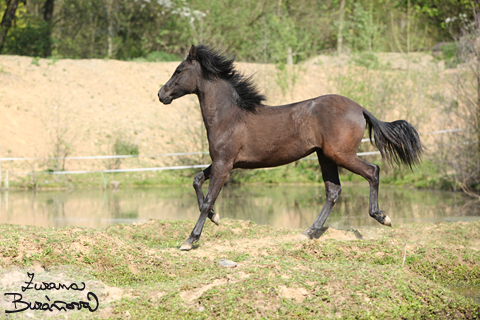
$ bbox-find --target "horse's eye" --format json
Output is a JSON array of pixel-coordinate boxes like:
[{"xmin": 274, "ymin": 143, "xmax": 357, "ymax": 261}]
[{"xmin": 175, "ymin": 69, "xmax": 182, "ymax": 75}]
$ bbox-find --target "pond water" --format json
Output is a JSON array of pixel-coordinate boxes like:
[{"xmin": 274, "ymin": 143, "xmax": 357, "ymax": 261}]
[{"xmin": 0, "ymin": 183, "xmax": 478, "ymax": 229}]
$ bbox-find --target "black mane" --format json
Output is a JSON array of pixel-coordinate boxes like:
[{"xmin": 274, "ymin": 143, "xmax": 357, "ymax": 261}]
[{"xmin": 188, "ymin": 45, "xmax": 266, "ymax": 111}]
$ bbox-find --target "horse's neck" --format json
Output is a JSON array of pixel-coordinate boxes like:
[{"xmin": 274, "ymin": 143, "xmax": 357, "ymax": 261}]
[{"xmin": 196, "ymin": 80, "xmax": 240, "ymax": 133}]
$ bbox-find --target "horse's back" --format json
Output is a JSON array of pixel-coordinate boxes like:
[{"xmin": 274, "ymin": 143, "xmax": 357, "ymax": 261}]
[{"xmin": 233, "ymin": 94, "xmax": 366, "ymax": 168}]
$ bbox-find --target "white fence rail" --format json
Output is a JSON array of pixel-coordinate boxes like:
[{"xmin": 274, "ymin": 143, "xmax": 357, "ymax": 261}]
[
  {"xmin": 0, "ymin": 151, "xmax": 210, "ymax": 162},
  {"xmin": 43, "ymin": 164, "xmax": 211, "ymax": 175},
  {"xmin": 0, "ymin": 128, "xmax": 462, "ymax": 177}
]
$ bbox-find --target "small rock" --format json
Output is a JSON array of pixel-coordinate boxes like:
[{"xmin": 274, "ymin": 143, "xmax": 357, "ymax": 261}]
[{"xmin": 218, "ymin": 259, "xmax": 237, "ymax": 268}]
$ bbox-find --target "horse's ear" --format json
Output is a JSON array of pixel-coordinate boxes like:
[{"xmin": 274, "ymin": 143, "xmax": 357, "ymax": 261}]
[{"xmin": 188, "ymin": 45, "xmax": 197, "ymax": 61}]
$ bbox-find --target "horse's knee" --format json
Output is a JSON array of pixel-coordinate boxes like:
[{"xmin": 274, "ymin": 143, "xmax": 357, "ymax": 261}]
[
  {"xmin": 325, "ymin": 181, "xmax": 342, "ymax": 203},
  {"xmin": 193, "ymin": 172, "xmax": 204, "ymax": 189}
]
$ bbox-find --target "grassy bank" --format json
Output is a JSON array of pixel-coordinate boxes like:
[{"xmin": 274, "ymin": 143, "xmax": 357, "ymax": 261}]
[
  {"xmin": 6, "ymin": 159, "xmax": 451, "ymax": 192},
  {"xmin": 0, "ymin": 219, "xmax": 478, "ymax": 319}
]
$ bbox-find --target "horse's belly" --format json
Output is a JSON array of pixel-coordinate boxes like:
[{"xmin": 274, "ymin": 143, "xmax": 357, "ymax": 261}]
[{"xmin": 234, "ymin": 144, "xmax": 317, "ymax": 169}]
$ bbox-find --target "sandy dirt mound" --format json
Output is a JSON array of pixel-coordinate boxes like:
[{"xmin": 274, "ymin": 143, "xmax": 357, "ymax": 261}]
[
  {"xmin": 0, "ymin": 56, "xmax": 323, "ymax": 171},
  {"xmin": 0, "ymin": 52, "xmax": 445, "ymax": 173}
]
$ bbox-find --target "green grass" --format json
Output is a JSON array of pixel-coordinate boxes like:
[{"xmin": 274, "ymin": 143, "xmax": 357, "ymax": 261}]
[
  {"xmin": 0, "ymin": 220, "xmax": 478, "ymax": 319},
  {"xmin": 7, "ymin": 158, "xmax": 454, "ymax": 192}
]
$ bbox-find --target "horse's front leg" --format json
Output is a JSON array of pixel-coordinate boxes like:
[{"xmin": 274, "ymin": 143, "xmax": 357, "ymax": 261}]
[
  {"xmin": 181, "ymin": 161, "xmax": 232, "ymax": 251},
  {"xmin": 193, "ymin": 165, "xmax": 220, "ymax": 225}
]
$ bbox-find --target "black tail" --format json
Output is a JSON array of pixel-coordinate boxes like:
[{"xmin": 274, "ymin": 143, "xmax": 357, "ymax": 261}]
[{"xmin": 363, "ymin": 110, "xmax": 423, "ymax": 168}]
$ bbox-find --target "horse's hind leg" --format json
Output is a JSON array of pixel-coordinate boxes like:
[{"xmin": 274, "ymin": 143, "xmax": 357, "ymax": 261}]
[
  {"xmin": 193, "ymin": 165, "xmax": 220, "ymax": 225},
  {"xmin": 300, "ymin": 151, "xmax": 342, "ymax": 239},
  {"xmin": 334, "ymin": 155, "xmax": 392, "ymax": 227}
]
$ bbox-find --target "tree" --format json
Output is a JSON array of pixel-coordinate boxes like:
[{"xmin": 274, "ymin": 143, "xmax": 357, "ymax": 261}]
[
  {"xmin": 0, "ymin": 0, "xmax": 21, "ymax": 53},
  {"xmin": 401, "ymin": 0, "xmax": 476, "ymax": 38},
  {"xmin": 43, "ymin": 0, "xmax": 54, "ymax": 21},
  {"xmin": 337, "ymin": 0, "xmax": 346, "ymax": 53},
  {"xmin": 42, "ymin": 0, "xmax": 54, "ymax": 56},
  {"xmin": 438, "ymin": 5, "xmax": 480, "ymax": 198}
]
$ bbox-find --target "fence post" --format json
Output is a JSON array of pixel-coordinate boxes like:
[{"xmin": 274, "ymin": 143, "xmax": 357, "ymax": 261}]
[{"xmin": 5, "ymin": 170, "xmax": 8, "ymax": 190}]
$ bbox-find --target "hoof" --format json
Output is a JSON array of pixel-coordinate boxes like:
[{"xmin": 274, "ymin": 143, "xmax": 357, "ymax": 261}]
[
  {"xmin": 297, "ymin": 227, "xmax": 329, "ymax": 241},
  {"xmin": 371, "ymin": 211, "xmax": 392, "ymax": 227},
  {"xmin": 299, "ymin": 227, "xmax": 329, "ymax": 240},
  {"xmin": 210, "ymin": 212, "xmax": 220, "ymax": 226},
  {"xmin": 179, "ymin": 241, "xmax": 193, "ymax": 251},
  {"xmin": 383, "ymin": 215, "xmax": 392, "ymax": 227}
]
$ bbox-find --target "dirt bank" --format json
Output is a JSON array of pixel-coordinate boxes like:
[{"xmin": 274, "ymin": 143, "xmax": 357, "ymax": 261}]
[
  {"xmin": 0, "ymin": 53, "xmax": 445, "ymax": 174},
  {"xmin": 0, "ymin": 219, "xmax": 478, "ymax": 318}
]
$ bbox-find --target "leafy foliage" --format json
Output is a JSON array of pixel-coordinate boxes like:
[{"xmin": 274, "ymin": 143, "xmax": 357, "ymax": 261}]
[
  {"xmin": 5, "ymin": 22, "xmax": 52, "ymax": 57},
  {"xmin": 0, "ymin": 0, "xmax": 474, "ymax": 62}
]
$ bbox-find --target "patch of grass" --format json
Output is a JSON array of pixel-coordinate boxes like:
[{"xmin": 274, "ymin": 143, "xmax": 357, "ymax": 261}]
[
  {"xmin": 31, "ymin": 57, "xmax": 40, "ymax": 66},
  {"xmin": 286, "ymin": 236, "xmax": 480, "ymax": 286},
  {"xmin": 0, "ymin": 220, "xmax": 478, "ymax": 318},
  {"xmin": 377, "ymin": 159, "xmax": 451, "ymax": 189},
  {"xmin": 439, "ymin": 42, "xmax": 461, "ymax": 68},
  {"xmin": 5, "ymin": 157, "xmax": 458, "ymax": 192},
  {"xmin": 131, "ymin": 51, "xmax": 182, "ymax": 62},
  {"xmin": 351, "ymin": 52, "xmax": 381, "ymax": 69}
]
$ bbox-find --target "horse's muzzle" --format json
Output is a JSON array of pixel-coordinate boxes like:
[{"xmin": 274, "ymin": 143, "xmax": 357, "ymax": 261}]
[{"xmin": 158, "ymin": 87, "xmax": 173, "ymax": 105}]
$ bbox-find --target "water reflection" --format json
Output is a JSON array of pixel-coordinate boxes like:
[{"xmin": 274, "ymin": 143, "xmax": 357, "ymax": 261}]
[
  {"xmin": 448, "ymin": 285, "xmax": 480, "ymax": 305},
  {"xmin": 0, "ymin": 183, "xmax": 478, "ymax": 229}
]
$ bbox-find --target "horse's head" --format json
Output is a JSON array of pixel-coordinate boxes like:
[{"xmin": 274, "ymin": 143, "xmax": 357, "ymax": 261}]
[{"xmin": 158, "ymin": 45, "xmax": 201, "ymax": 105}]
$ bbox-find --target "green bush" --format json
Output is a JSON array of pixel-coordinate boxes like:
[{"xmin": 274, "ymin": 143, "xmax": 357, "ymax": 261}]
[
  {"xmin": 5, "ymin": 22, "xmax": 52, "ymax": 57},
  {"xmin": 145, "ymin": 51, "xmax": 181, "ymax": 62},
  {"xmin": 440, "ymin": 43, "xmax": 460, "ymax": 68},
  {"xmin": 131, "ymin": 51, "xmax": 182, "ymax": 62},
  {"xmin": 352, "ymin": 52, "xmax": 380, "ymax": 69},
  {"xmin": 114, "ymin": 138, "xmax": 139, "ymax": 156},
  {"xmin": 440, "ymin": 42, "xmax": 457, "ymax": 59}
]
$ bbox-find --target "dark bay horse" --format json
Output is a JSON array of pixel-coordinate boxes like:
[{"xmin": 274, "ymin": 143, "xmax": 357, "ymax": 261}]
[{"xmin": 158, "ymin": 45, "xmax": 423, "ymax": 251}]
